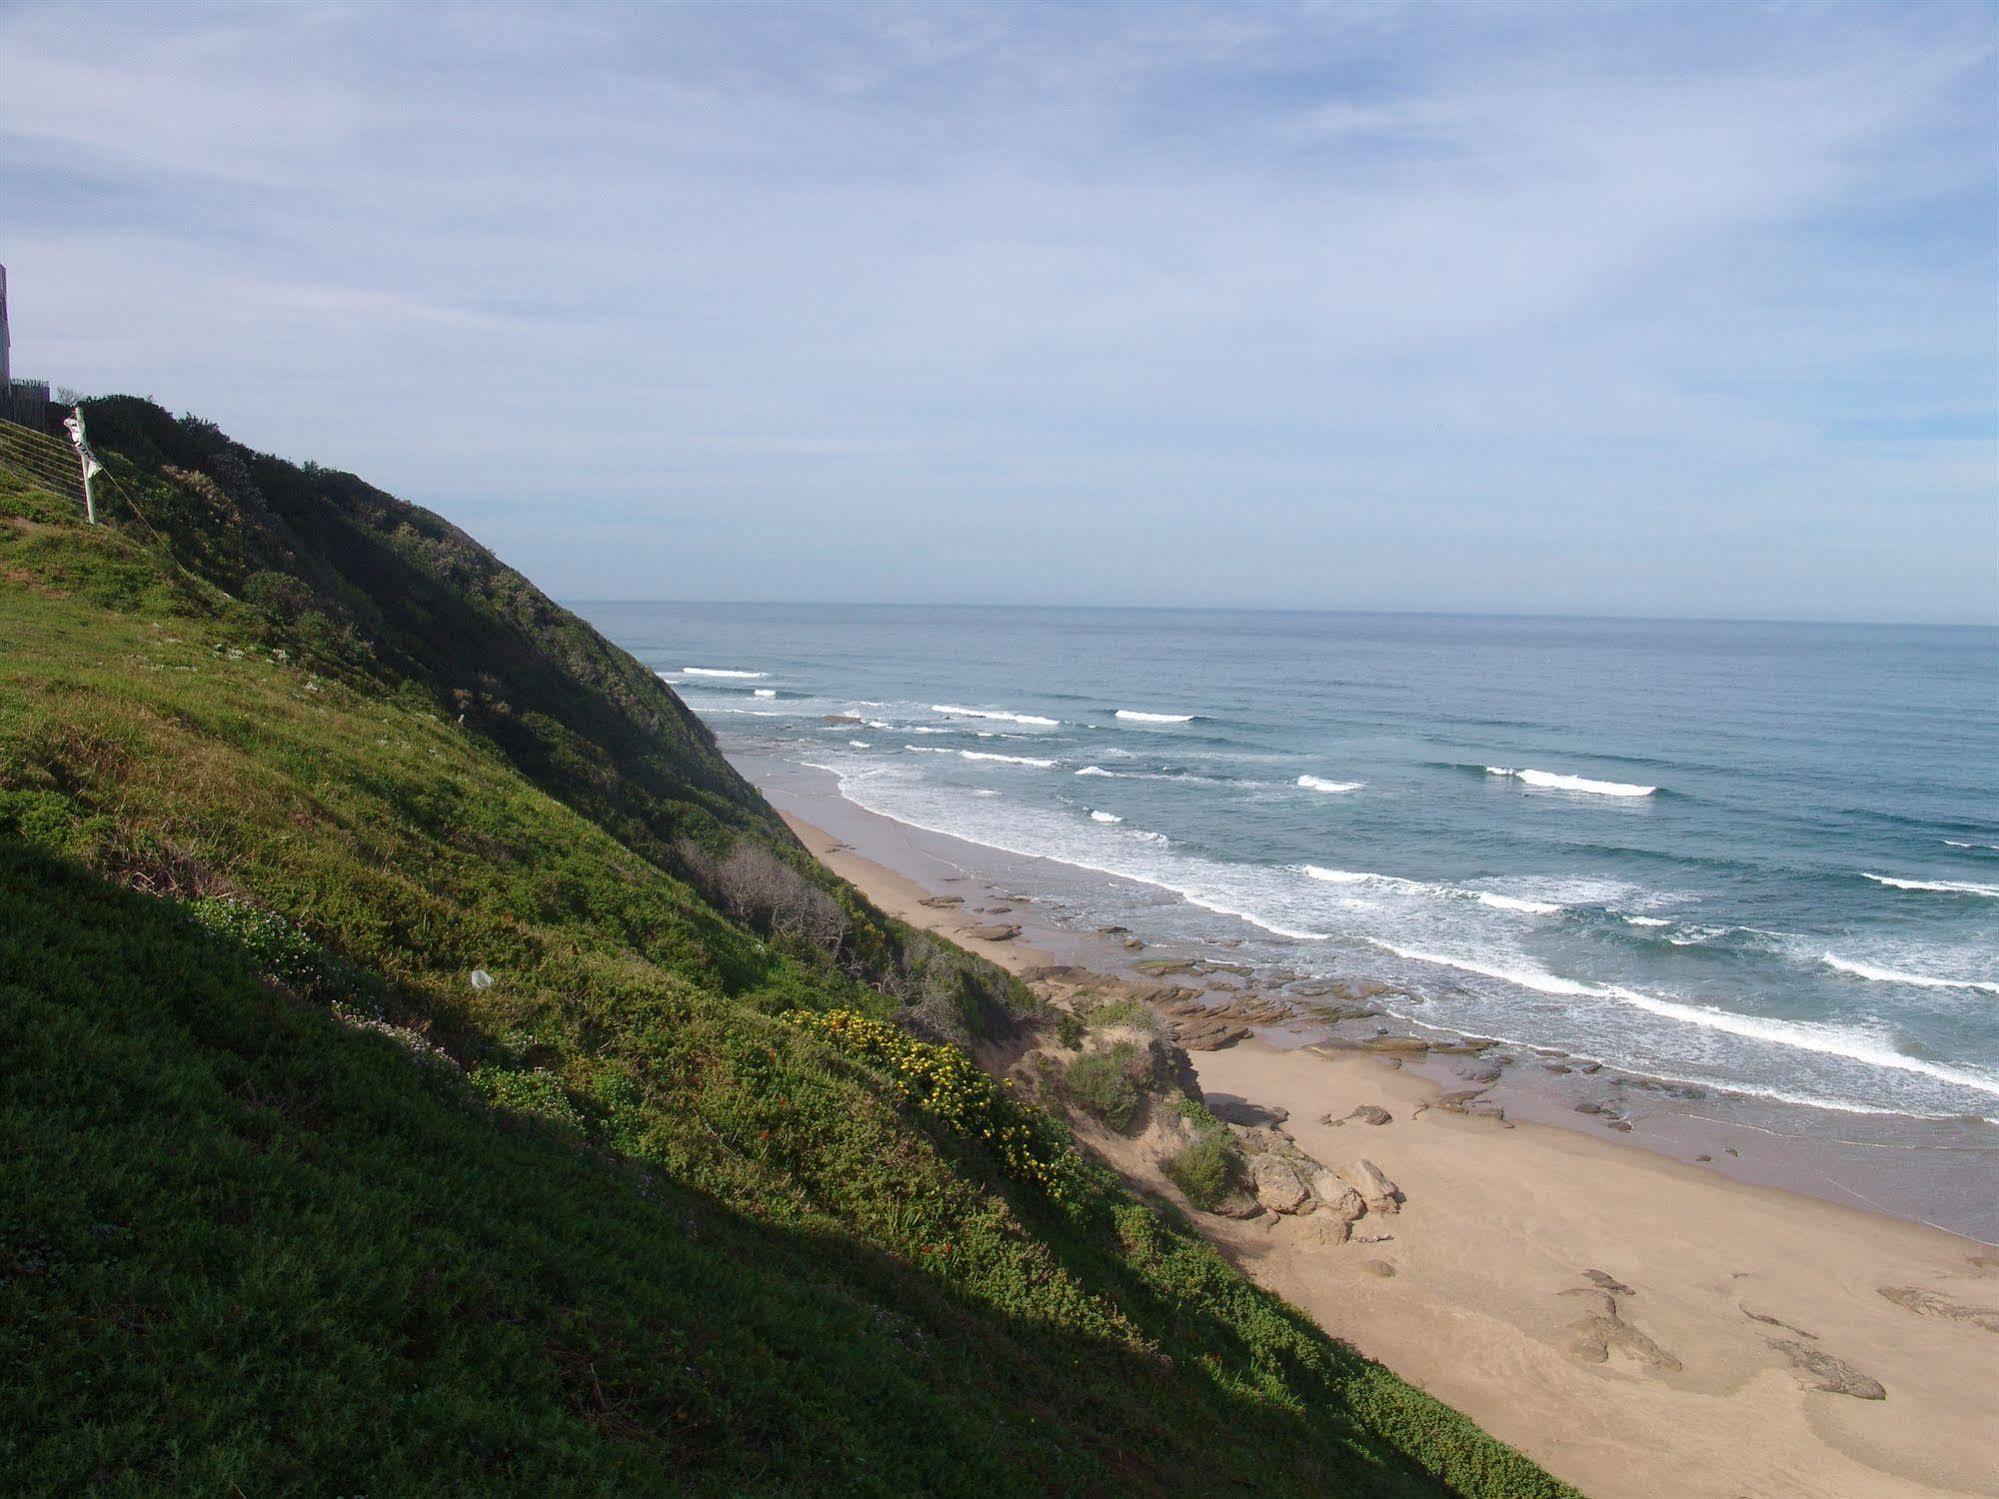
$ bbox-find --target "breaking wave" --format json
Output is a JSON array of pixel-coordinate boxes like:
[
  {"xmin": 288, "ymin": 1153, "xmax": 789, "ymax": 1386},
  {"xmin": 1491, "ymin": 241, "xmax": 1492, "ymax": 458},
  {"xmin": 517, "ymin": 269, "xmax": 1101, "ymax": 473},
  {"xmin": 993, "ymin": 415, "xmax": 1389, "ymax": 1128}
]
[
  {"xmin": 1475, "ymin": 892, "xmax": 1564, "ymax": 915},
  {"xmin": 1862, "ymin": 873, "xmax": 1999, "ymax": 899},
  {"xmin": 1115, "ymin": 709, "xmax": 1196, "ymax": 724},
  {"xmin": 1822, "ymin": 954, "xmax": 1999, "ymax": 996},
  {"xmin": 932, "ymin": 704, "xmax": 1059, "ymax": 727},
  {"xmin": 1486, "ymin": 766, "xmax": 1657, "ymax": 798},
  {"xmin": 681, "ymin": 666, "xmax": 767, "ymax": 678},
  {"xmin": 1297, "ymin": 774, "xmax": 1364, "ymax": 794},
  {"xmin": 1301, "ymin": 865, "xmax": 1562, "ymax": 916},
  {"xmin": 1369, "ymin": 941, "xmax": 1999, "ymax": 1103},
  {"xmin": 1090, "ymin": 810, "xmax": 1123, "ymax": 823}
]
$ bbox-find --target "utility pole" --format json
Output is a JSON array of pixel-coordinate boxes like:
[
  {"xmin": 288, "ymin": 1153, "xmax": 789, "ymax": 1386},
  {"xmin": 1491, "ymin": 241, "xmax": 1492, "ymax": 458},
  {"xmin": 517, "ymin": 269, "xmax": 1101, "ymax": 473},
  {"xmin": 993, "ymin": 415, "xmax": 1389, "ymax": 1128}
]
[{"xmin": 63, "ymin": 407, "xmax": 101, "ymax": 525}]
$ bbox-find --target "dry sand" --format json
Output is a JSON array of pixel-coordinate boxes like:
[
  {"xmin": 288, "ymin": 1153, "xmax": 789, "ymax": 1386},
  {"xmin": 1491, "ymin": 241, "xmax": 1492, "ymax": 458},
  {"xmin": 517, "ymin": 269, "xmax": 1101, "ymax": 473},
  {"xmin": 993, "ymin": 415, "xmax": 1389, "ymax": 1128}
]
[{"xmin": 787, "ymin": 810, "xmax": 1999, "ymax": 1499}]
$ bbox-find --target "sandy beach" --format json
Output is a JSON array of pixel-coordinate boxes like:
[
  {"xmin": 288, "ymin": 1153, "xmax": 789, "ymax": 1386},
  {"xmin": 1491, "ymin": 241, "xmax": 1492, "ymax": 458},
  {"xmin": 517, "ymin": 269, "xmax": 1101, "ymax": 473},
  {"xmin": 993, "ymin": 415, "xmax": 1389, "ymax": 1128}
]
[{"xmin": 780, "ymin": 795, "xmax": 1999, "ymax": 1499}]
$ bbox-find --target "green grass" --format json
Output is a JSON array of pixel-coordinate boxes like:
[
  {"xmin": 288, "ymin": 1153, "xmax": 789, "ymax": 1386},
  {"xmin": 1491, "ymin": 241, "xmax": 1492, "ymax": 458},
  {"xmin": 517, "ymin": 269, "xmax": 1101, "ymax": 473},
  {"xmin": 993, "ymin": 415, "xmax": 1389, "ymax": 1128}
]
[{"xmin": 0, "ymin": 401, "xmax": 1574, "ymax": 1496}]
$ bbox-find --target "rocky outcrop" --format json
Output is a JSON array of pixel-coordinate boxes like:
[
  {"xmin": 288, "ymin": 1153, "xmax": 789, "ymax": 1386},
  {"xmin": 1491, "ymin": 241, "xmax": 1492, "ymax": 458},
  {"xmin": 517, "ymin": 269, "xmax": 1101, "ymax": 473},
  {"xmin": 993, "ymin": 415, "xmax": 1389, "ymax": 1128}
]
[
  {"xmin": 1208, "ymin": 1191, "xmax": 1266, "ymax": 1220},
  {"xmin": 1427, "ymin": 1088, "xmax": 1507, "ymax": 1123},
  {"xmin": 1250, "ymin": 1154, "xmax": 1312, "ymax": 1215},
  {"xmin": 1325, "ymin": 1103, "xmax": 1393, "ymax": 1127},
  {"xmin": 1312, "ymin": 1177, "xmax": 1366, "ymax": 1231},
  {"xmin": 1178, "ymin": 1114, "xmax": 1407, "ymax": 1240},
  {"xmin": 1159, "ymin": 992, "xmax": 1293, "ymax": 1051},
  {"xmin": 1336, "ymin": 1159, "xmax": 1402, "ymax": 1216},
  {"xmin": 961, "ymin": 923, "xmax": 1021, "ymax": 942},
  {"xmin": 917, "ymin": 894, "xmax": 964, "ymax": 909},
  {"xmin": 1173, "ymin": 1018, "xmax": 1251, "ymax": 1052}
]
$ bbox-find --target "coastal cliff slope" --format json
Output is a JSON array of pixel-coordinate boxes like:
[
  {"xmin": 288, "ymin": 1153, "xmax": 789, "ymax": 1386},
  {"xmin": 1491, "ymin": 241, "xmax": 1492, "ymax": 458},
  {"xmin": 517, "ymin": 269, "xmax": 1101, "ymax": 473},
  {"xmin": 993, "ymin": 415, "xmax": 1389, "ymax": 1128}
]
[{"xmin": 0, "ymin": 399, "xmax": 1569, "ymax": 1496}]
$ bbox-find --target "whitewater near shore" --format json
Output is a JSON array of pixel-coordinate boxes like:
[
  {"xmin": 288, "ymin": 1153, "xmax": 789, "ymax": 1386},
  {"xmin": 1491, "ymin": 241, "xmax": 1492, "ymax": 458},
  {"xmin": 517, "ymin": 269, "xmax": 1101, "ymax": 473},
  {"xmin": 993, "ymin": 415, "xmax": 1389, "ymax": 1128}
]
[{"xmin": 775, "ymin": 790, "xmax": 1999, "ymax": 1499}]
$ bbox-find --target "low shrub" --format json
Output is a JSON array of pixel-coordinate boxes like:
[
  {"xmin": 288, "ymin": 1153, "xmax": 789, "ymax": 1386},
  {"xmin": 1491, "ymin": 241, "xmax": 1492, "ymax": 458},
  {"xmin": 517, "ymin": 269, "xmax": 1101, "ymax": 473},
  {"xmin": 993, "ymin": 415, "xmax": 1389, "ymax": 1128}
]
[
  {"xmin": 1063, "ymin": 1041, "xmax": 1148, "ymax": 1132},
  {"xmin": 1081, "ymin": 995, "xmax": 1159, "ymax": 1033},
  {"xmin": 1165, "ymin": 1129, "xmax": 1241, "ymax": 1212},
  {"xmin": 785, "ymin": 1008, "xmax": 1084, "ymax": 1203},
  {"xmin": 694, "ymin": 839, "xmax": 849, "ymax": 953},
  {"xmin": 1174, "ymin": 1096, "xmax": 1223, "ymax": 1131}
]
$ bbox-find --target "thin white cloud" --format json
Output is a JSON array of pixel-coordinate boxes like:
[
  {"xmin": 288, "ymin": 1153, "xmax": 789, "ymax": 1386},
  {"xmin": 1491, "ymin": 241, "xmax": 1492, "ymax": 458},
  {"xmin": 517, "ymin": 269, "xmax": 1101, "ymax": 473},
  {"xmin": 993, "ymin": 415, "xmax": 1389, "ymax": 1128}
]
[{"xmin": 1, "ymin": 0, "xmax": 1992, "ymax": 621}]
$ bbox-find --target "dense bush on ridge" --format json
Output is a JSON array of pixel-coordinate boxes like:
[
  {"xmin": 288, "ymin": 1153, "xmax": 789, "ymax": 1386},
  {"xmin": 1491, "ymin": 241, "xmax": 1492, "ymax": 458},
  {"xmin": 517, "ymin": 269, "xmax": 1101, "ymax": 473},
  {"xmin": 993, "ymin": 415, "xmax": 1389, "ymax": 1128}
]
[{"xmin": 0, "ymin": 403, "xmax": 1573, "ymax": 1495}]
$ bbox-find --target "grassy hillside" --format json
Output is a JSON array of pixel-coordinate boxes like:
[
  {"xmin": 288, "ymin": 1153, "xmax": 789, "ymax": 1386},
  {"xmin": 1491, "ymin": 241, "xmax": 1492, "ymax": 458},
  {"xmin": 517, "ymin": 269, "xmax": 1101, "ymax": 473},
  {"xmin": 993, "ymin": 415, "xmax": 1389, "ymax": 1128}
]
[{"xmin": 0, "ymin": 402, "xmax": 1571, "ymax": 1495}]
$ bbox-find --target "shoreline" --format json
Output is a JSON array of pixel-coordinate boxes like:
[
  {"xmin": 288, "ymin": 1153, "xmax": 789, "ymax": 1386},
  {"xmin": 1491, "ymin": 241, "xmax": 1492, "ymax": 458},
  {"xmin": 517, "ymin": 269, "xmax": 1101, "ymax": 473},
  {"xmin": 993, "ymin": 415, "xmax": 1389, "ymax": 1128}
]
[{"xmin": 771, "ymin": 775, "xmax": 1999, "ymax": 1499}]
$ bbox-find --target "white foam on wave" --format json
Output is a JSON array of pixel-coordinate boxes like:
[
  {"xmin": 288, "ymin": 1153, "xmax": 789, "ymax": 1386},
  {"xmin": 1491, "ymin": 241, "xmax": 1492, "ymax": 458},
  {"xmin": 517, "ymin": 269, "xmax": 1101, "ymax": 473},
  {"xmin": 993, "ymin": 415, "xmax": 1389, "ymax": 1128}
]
[
  {"xmin": 848, "ymin": 740, "xmax": 871, "ymax": 749},
  {"xmin": 904, "ymin": 744, "xmax": 1054, "ymax": 767},
  {"xmin": 1297, "ymin": 774, "xmax": 1364, "ymax": 794},
  {"xmin": 1304, "ymin": 865, "xmax": 1398, "ymax": 888},
  {"xmin": 973, "ymin": 789, "xmax": 1001, "ymax": 798},
  {"xmin": 812, "ymin": 764, "xmax": 1329, "ymax": 941},
  {"xmin": 1475, "ymin": 892, "xmax": 1564, "ymax": 915},
  {"xmin": 1302, "ymin": 865, "xmax": 1561, "ymax": 916},
  {"xmin": 1090, "ymin": 810, "xmax": 1123, "ymax": 823},
  {"xmin": 682, "ymin": 666, "xmax": 767, "ymax": 678},
  {"xmin": 1622, "ymin": 914, "xmax": 1672, "ymax": 928},
  {"xmin": 1943, "ymin": 839, "xmax": 1999, "ymax": 851},
  {"xmin": 1486, "ymin": 766, "xmax": 1657, "ymax": 798},
  {"xmin": 1075, "ymin": 765, "xmax": 1116, "ymax": 777},
  {"xmin": 1863, "ymin": 873, "xmax": 1999, "ymax": 899},
  {"xmin": 753, "ymin": 688, "xmax": 777, "ymax": 698},
  {"xmin": 1115, "ymin": 709, "xmax": 1195, "ymax": 724},
  {"xmin": 932, "ymin": 704, "xmax": 1059, "ymax": 727},
  {"xmin": 1822, "ymin": 954, "xmax": 1999, "ymax": 996},
  {"xmin": 1370, "ymin": 940, "xmax": 1999, "ymax": 1102}
]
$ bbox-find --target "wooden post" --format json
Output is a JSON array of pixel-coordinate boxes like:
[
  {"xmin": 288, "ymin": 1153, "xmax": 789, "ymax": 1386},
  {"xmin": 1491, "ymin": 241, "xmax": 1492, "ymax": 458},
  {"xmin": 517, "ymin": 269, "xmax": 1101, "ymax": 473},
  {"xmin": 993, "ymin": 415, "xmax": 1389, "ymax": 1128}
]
[{"xmin": 64, "ymin": 407, "xmax": 98, "ymax": 525}]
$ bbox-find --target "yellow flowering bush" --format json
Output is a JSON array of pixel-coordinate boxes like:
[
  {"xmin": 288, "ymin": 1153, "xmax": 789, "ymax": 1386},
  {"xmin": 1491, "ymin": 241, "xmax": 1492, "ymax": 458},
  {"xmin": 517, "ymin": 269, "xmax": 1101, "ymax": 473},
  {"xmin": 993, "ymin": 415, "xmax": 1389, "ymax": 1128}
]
[{"xmin": 786, "ymin": 1008, "xmax": 1083, "ymax": 1201}]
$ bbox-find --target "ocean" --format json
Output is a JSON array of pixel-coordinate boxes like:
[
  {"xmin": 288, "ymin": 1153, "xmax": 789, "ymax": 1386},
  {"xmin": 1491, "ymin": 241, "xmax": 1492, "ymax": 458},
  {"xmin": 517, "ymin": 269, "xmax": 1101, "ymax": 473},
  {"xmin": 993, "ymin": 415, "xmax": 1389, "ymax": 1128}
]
[{"xmin": 582, "ymin": 603, "xmax": 1999, "ymax": 1201}]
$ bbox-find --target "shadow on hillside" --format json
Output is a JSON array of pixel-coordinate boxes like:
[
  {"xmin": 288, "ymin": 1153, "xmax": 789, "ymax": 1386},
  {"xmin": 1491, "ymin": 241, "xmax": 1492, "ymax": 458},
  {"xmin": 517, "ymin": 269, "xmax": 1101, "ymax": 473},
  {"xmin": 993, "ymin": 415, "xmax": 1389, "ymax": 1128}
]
[{"xmin": 0, "ymin": 838, "xmax": 1556, "ymax": 1497}]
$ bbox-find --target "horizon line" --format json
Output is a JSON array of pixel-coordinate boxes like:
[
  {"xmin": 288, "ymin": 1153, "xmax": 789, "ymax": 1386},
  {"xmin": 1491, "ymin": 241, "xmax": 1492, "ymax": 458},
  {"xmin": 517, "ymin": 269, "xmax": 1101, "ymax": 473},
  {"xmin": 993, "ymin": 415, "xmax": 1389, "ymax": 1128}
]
[{"xmin": 560, "ymin": 597, "xmax": 1999, "ymax": 633}]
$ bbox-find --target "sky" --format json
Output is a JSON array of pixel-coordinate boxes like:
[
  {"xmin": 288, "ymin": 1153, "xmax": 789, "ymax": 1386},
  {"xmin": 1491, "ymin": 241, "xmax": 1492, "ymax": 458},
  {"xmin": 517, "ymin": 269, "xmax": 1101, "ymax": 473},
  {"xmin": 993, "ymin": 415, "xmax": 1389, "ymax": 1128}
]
[{"xmin": 2, "ymin": 0, "xmax": 1994, "ymax": 624}]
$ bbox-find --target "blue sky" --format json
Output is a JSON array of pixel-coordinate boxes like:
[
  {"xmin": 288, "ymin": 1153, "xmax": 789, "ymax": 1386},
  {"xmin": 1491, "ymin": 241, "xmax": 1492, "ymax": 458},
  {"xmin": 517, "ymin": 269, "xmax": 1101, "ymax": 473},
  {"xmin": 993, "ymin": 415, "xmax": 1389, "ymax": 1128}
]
[{"xmin": 3, "ymin": 0, "xmax": 1994, "ymax": 623}]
